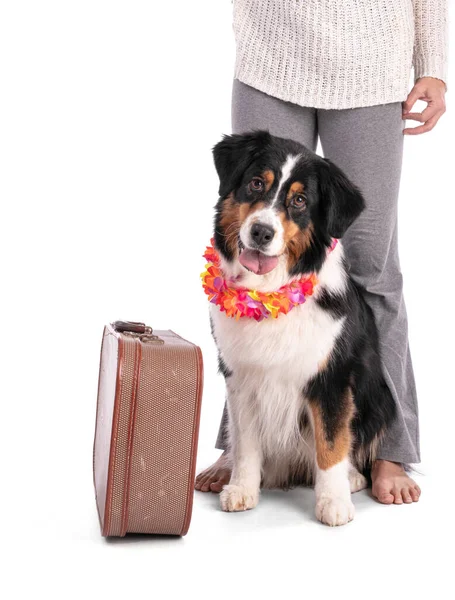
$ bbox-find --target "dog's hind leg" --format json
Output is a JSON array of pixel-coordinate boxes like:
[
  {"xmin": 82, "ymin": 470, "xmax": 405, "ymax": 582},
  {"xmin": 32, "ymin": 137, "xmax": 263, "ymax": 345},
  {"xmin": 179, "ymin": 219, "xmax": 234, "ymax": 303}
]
[
  {"xmin": 220, "ymin": 376, "xmax": 262, "ymax": 512},
  {"xmin": 348, "ymin": 463, "xmax": 368, "ymax": 493}
]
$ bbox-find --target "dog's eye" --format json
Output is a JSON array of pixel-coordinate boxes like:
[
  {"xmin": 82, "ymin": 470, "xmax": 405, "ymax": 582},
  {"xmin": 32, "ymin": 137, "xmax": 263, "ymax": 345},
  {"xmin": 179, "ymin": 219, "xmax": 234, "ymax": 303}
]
[
  {"xmin": 291, "ymin": 195, "xmax": 306, "ymax": 209},
  {"xmin": 249, "ymin": 178, "xmax": 264, "ymax": 192}
]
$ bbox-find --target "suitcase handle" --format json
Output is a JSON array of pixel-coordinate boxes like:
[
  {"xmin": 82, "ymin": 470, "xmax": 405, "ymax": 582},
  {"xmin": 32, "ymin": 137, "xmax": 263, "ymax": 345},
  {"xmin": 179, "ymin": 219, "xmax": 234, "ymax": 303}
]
[
  {"xmin": 113, "ymin": 321, "xmax": 151, "ymax": 334},
  {"xmin": 112, "ymin": 321, "xmax": 164, "ymax": 344}
]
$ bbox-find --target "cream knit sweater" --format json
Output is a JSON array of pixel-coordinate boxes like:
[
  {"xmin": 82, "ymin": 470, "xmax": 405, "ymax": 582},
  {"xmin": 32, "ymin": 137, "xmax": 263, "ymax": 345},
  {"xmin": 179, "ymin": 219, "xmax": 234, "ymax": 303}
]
[{"xmin": 232, "ymin": 0, "xmax": 448, "ymax": 109}]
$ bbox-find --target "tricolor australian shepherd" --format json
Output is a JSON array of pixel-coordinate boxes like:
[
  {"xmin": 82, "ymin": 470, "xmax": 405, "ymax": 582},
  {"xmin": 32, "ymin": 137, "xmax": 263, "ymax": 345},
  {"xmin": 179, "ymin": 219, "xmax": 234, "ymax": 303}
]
[{"xmin": 209, "ymin": 131, "xmax": 396, "ymax": 526}]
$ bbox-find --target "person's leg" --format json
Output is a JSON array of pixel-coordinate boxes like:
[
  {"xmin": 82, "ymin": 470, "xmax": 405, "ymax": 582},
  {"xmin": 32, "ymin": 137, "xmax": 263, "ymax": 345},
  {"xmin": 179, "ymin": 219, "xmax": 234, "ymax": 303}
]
[
  {"xmin": 230, "ymin": 78, "xmax": 318, "ymax": 146},
  {"xmin": 317, "ymin": 103, "xmax": 421, "ymax": 504},
  {"xmin": 195, "ymin": 80, "xmax": 317, "ymax": 492}
]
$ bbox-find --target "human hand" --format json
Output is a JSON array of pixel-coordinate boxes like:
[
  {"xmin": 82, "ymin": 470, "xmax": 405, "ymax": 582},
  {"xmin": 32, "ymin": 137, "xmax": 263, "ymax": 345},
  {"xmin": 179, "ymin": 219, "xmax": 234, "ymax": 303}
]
[{"xmin": 402, "ymin": 77, "xmax": 446, "ymax": 135}]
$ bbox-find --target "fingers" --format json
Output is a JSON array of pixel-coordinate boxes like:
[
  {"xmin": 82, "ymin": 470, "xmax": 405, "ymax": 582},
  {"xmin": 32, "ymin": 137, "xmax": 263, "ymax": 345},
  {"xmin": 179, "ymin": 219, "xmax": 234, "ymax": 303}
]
[
  {"xmin": 403, "ymin": 113, "xmax": 441, "ymax": 135},
  {"xmin": 402, "ymin": 87, "xmax": 421, "ymax": 114},
  {"xmin": 405, "ymin": 102, "xmax": 441, "ymax": 123},
  {"xmin": 402, "ymin": 77, "xmax": 446, "ymax": 135}
]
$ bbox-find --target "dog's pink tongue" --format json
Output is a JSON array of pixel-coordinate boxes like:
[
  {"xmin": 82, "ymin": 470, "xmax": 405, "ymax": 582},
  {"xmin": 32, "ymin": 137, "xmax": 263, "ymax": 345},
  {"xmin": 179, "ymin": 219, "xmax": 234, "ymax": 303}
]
[{"xmin": 239, "ymin": 248, "xmax": 278, "ymax": 275}]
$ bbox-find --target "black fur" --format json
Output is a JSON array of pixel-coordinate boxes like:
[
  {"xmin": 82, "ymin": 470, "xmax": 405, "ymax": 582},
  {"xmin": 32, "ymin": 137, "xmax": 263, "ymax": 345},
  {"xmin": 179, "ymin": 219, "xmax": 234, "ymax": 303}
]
[
  {"xmin": 212, "ymin": 131, "xmax": 365, "ymax": 274},
  {"xmin": 212, "ymin": 130, "xmax": 397, "ymax": 479},
  {"xmin": 307, "ymin": 276, "xmax": 396, "ymax": 472},
  {"xmin": 218, "ymin": 354, "xmax": 232, "ymax": 379},
  {"xmin": 318, "ymin": 159, "xmax": 365, "ymax": 239},
  {"xmin": 210, "ymin": 315, "xmax": 233, "ymax": 378},
  {"xmin": 213, "ymin": 130, "xmax": 274, "ymax": 199}
]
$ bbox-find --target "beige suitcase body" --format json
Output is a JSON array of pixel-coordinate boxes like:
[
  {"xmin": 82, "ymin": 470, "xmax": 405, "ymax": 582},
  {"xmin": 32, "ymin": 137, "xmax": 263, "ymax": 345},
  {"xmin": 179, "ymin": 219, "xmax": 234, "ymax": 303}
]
[{"xmin": 93, "ymin": 321, "xmax": 203, "ymax": 537}]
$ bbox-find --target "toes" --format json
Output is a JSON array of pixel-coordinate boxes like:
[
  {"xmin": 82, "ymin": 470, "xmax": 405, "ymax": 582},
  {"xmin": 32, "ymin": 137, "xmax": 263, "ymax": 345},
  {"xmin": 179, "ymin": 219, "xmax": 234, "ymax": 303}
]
[
  {"xmin": 372, "ymin": 472, "xmax": 422, "ymax": 505},
  {"xmin": 200, "ymin": 478, "xmax": 213, "ymax": 492},
  {"xmin": 372, "ymin": 480, "xmax": 395, "ymax": 504},
  {"xmin": 195, "ymin": 474, "xmax": 205, "ymax": 489},
  {"xmin": 210, "ymin": 481, "xmax": 224, "ymax": 493},
  {"xmin": 401, "ymin": 489, "xmax": 413, "ymax": 504},
  {"xmin": 375, "ymin": 491, "xmax": 394, "ymax": 505},
  {"xmin": 210, "ymin": 471, "xmax": 231, "ymax": 493},
  {"xmin": 393, "ymin": 489, "xmax": 403, "ymax": 504},
  {"xmin": 195, "ymin": 474, "xmax": 212, "ymax": 492},
  {"xmin": 195, "ymin": 469, "xmax": 212, "ymax": 489},
  {"xmin": 195, "ymin": 460, "xmax": 233, "ymax": 493},
  {"xmin": 409, "ymin": 486, "xmax": 420, "ymax": 502}
]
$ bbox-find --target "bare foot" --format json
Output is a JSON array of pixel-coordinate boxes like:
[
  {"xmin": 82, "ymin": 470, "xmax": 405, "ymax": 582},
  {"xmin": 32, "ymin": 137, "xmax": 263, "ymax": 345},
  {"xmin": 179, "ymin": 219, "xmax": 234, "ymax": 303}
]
[
  {"xmin": 371, "ymin": 459, "xmax": 421, "ymax": 505},
  {"xmin": 195, "ymin": 451, "xmax": 232, "ymax": 493}
]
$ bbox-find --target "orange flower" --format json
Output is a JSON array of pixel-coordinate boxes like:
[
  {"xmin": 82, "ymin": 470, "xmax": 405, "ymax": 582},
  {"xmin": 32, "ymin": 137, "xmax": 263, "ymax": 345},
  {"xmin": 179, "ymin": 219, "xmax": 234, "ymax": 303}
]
[{"xmin": 201, "ymin": 239, "xmax": 337, "ymax": 321}]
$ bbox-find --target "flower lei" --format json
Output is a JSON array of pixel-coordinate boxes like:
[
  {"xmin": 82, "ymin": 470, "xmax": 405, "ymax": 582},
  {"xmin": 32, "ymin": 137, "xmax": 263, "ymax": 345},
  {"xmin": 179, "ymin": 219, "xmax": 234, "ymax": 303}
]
[{"xmin": 201, "ymin": 238, "xmax": 337, "ymax": 322}]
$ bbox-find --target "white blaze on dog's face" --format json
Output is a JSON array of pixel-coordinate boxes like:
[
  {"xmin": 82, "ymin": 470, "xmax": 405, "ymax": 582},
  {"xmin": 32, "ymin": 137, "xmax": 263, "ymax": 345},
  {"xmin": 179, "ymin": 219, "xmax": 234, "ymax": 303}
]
[
  {"xmin": 238, "ymin": 153, "xmax": 301, "ymax": 274},
  {"xmin": 212, "ymin": 131, "xmax": 365, "ymax": 286}
]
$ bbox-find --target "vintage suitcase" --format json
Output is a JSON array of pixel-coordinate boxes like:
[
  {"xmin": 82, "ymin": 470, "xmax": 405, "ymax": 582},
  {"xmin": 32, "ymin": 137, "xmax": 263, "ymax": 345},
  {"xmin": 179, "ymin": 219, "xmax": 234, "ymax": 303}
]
[{"xmin": 93, "ymin": 321, "xmax": 203, "ymax": 537}]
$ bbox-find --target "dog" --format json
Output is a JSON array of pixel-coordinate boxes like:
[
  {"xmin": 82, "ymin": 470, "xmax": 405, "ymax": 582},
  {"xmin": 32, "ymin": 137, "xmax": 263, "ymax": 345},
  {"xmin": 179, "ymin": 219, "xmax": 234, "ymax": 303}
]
[{"xmin": 208, "ymin": 130, "xmax": 396, "ymax": 526}]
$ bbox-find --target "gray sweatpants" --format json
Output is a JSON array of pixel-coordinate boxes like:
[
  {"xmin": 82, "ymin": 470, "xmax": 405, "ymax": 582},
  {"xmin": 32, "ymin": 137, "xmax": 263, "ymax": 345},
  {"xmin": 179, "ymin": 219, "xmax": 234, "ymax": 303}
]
[{"xmin": 215, "ymin": 79, "xmax": 420, "ymax": 465}]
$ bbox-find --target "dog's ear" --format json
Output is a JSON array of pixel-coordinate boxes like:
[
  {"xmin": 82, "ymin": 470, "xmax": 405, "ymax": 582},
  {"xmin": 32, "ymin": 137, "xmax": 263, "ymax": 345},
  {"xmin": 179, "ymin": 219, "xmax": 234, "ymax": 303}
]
[
  {"xmin": 318, "ymin": 158, "xmax": 365, "ymax": 238},
  {"xmin": 213, "ymin": 130, "xmax": 271, "ymax": 198}
]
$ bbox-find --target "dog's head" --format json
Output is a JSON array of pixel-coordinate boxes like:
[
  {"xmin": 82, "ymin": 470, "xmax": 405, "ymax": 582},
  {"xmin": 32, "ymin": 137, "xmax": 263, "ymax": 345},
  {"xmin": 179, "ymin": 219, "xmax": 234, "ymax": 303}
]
[{"xmin": 212, "ymin": 131, "xmax": 365, "ymax": 283}]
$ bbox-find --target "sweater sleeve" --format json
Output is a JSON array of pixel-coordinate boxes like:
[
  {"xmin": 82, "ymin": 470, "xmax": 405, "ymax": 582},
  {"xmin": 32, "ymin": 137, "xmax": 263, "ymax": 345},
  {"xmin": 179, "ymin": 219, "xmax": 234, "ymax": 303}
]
[{"xmin": 412, "ymin": 0, "xmax": 449, "ymax": 85}]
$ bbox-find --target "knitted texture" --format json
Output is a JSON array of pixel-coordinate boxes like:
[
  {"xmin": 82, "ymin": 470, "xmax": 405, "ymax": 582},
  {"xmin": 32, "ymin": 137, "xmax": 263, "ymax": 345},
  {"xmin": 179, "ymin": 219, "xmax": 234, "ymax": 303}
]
[{"xmin": 232, "ymin": 0, "xmax": 448, "ymax": 110}]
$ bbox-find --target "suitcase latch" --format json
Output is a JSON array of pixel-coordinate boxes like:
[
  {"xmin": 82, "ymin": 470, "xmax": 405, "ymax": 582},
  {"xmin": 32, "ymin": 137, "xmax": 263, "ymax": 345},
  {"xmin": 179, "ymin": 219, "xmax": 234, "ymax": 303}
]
[{"xmin": 112, "ymin": 321, "xmax": 164, "ymax": 344}]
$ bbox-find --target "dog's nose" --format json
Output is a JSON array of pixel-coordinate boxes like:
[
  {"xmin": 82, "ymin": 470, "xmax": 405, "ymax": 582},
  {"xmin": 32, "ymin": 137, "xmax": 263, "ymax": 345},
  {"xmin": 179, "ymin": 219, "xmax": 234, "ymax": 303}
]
[{"xmin": 250, "ymin": 222, "xmax": 275, "ymax": 247}]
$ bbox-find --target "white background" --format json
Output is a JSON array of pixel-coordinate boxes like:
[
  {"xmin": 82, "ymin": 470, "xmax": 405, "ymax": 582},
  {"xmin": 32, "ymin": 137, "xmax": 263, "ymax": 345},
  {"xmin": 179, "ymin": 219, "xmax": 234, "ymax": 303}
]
[{"xmin": 1, "ymin": 2, "xmax": 454, "ymax": 598}]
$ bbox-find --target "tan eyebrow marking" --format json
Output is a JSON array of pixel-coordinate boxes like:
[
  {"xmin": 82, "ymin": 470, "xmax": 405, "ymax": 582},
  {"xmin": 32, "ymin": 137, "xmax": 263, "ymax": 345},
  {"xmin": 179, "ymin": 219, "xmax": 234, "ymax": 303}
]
[
  {"xmin": 261, "ymin": 170, "xmax": 275, "ymax": 193},
  {"xmin": 286, "ymin": 181, "xmax": 305, "ymax": 205}
]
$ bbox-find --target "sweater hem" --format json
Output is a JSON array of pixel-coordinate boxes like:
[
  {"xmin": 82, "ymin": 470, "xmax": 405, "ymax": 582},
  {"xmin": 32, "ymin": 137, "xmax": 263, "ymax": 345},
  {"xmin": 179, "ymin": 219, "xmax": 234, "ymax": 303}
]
[{"xmin": 234, "ymin": 72, "xmax": 408, "ymax": 111}]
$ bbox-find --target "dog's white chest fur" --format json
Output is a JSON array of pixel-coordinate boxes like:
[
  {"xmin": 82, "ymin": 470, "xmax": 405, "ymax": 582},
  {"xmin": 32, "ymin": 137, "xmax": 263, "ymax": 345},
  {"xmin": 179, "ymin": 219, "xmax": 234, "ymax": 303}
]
[
  {"xmin": 211, "ymin": 243, "xmax": 346, "ymax": 382},
  {"xmin": 211, "ymin": 292, "xmax": 344, "ymax": 381},
  {"xmin": 210, "ymin": 245, "xmax": 347, "ymax": 470}
]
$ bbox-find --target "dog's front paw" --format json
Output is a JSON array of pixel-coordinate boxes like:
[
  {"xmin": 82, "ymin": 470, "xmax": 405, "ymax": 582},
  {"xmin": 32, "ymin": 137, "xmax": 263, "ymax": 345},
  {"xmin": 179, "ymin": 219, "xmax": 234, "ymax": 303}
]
[
  {"xmin": 220, "ymin": 484, "xmax": 259, "ymax": 512},
  {"xmin": 315, "ymin": 496, "xmax": 355, "ymax": 526}
]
